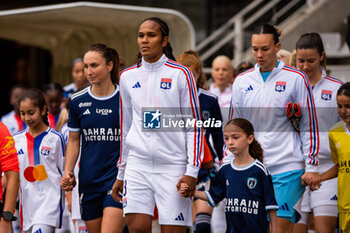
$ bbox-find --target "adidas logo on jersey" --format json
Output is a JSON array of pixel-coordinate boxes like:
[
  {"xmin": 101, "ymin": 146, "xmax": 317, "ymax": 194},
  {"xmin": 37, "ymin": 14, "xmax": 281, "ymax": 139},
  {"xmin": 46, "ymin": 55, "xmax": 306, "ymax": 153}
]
[
  {"xmin": 132, "ymin": 82, "xmax": 141, "ymax": 88},
  {"xmin": 34, "ymin": 228, "xmax": 43, "ymax": 233},
  {"xmin": 279, "ymin": 203, "xmax": 289, "ymax": 211},
  {"xmin": 175, "ymin": 213, "xmax": 185, "ymax": 221},
  {"xmin": 18, "ymin": 149, "xmax": 24, "ymax": 155},
  {"xmin": 245, "ymin": 85, "xmax": 253, "ymax": 92},
  {"xmin": 330, "ymin": 195, "xmax": 337, "ymax": 201},
  {"xmin": 83, "ymin": 109, "xmax": 91, "ymax": 115}
]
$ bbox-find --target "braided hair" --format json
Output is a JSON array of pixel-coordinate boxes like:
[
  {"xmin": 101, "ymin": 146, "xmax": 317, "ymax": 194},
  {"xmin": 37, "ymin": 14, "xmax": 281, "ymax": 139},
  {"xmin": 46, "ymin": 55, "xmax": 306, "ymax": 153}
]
[{"xmin": 137, "ymin": 17, "xmax": 176, "ymax": 67}]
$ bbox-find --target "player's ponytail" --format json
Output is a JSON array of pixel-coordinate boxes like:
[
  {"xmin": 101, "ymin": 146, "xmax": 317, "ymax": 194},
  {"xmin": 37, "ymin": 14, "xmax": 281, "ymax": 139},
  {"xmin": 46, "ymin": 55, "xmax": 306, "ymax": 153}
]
[
  {"xmin": 226, "ymin": 118, "xmax": 263, "ymax": 163},
  {"xmin": 18, "ymin": 88, "xmax": 49, "ymax": 126},
  {"xmin": 249, "ymin": 138, "xmax": 263, "ymax": 163},
  {"xmin": 87, "ymin": 43, "xmax": 120, "ymax": 84},
  {"xmin": 137, "ymin": 17, "xmax": 176, "ymax": 67}
]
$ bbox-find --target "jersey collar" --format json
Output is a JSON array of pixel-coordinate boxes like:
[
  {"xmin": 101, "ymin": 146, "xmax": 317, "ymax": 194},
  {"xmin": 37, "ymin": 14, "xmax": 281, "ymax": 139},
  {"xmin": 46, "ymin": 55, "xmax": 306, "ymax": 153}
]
[
  {"xmin": 230, "ymin": 158, "xmax": 257, "ymax": 171},
  {"xmin": 141, "ymin": 54, "xmax": 167, "ymax": 71},
  {"xmin": 88, "ymin": 84, "xmax": 119, "ymax": 101}
]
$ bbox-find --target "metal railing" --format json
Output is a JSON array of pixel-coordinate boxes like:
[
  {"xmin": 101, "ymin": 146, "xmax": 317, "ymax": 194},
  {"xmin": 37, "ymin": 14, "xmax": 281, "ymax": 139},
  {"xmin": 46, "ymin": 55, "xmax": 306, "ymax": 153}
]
[{"xmin": 196, "ymin": 0, "xmax": 316, "ymax": 68}]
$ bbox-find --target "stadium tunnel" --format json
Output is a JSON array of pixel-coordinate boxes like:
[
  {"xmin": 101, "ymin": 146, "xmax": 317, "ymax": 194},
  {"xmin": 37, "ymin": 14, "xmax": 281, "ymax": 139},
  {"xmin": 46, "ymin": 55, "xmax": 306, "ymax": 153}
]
[{"xmin": 0, "ymin": 1, "xmax": 195, "ymax": 84}]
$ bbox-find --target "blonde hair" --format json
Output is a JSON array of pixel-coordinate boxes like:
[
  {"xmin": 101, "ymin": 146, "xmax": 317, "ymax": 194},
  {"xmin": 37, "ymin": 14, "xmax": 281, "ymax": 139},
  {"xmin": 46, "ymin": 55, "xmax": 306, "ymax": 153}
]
[
  {"xmin": 289, "ymin": 50, "xmax": 297, "ymax": 68},
  {"xmin": 211, "ymin": 55, "xmax": 233, "ymax": 70},
  {"xmin": 277, "ymin": 49, "xmax": 292, "ymax": 65}
]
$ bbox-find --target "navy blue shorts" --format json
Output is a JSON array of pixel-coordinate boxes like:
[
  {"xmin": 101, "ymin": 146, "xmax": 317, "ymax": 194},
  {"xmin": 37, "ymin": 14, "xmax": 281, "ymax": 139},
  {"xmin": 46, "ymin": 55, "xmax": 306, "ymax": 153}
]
[{"xmin": 80, "ymin": 190, "xmax": 122, "ymax": 221}]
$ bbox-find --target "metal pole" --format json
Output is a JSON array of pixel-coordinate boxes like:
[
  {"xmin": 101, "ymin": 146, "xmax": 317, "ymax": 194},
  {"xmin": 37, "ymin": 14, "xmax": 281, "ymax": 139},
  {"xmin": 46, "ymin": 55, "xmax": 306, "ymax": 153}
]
[{"xmin": 234, "ymin": 17, "xmax": 243, "ymax": 67}]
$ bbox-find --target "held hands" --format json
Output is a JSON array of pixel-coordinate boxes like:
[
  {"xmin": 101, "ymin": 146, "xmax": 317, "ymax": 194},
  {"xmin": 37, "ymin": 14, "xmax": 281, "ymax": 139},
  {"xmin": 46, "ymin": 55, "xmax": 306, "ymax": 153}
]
[
  {"xmin": 179, "ymin": 183, "xmax": 189, "ymax": 196},
  {"xmin": 301, "ymin": 172, "xmax": 321, "ymax": 191},
  {"xmin": 60, "ymin": 171, "xmax": 76, "ymax": 191},
  {"xmin": 176, "ymin": 175, "xmax": 196, "ymax": 198},
  {"xmin": 111, "ymin": 179, "xmax": 123, "ymax": 202}
]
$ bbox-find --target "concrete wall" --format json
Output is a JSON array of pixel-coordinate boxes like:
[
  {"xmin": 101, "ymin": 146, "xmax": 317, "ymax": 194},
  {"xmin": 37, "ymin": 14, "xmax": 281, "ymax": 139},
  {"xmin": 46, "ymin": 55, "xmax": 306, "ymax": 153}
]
[{"xmin": 280, "ymin": 0, "xmax": 350, "ymax": 51}]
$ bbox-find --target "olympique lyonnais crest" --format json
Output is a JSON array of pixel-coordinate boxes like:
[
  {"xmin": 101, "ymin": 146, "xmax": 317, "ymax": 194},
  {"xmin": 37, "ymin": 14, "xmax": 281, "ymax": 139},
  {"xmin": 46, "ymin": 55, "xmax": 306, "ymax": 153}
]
[
  {"xmin": 321, "ymin": 90, "xmax": 332, "ymax": 101},
  {"xmin": 275, "ymin": 81, "xmax": 286, "ymax": 92},
  {"xmin": 160, "ymin": 78, "xmax": 172, "ymax": 90},
  {"xmin": 41, "ymin": 146, "xmax": 51, "ymax": 156},
  {"xmin": 247, "ymin": 177, "xmax": 257, "ymax": 189}
]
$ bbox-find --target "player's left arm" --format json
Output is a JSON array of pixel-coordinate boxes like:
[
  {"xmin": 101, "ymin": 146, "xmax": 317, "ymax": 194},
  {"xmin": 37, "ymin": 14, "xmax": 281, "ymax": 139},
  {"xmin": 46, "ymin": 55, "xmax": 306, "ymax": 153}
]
[
  {"xmin": 210, "ymin": 98, "xmax": 224, "ymax": 160},
  {"xmin": 56, "ymin": 132, "xmax": 66, "ymax": 175},
  {"xmin": 268, "ymin": 209, "xmax": 278, "ymax": 233},
  {"xmin": 178, "ymin": 69, "xmax": 204, "ymax": 196},
  {"xmin": 319, "ymin": 131, "xmax": 339, "ymax": 182},
  {"xmin": 296, "ymin": 73, "xmax": 320, "ymax": 183},
  {"xmin": 2, "ymin": 170, "xmax": 19, "ymax": 213},
  {"xmin": 0, "ymin": 125, "xmax": 19, "ymax": 232}
]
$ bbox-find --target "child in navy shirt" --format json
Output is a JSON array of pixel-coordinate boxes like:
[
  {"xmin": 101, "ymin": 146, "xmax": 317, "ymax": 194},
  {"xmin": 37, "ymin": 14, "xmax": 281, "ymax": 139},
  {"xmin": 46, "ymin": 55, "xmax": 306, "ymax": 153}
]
[{"xmin": 181, "ymin": 118, "xmax": 278, "ymax": 233}]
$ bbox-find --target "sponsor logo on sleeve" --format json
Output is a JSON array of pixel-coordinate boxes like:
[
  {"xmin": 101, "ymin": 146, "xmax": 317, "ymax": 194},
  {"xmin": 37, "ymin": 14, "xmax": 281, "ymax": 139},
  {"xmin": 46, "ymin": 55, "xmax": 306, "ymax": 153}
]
[{"xmin": 1, "ymin": 136, "xmax": 16, "ymax": 155}]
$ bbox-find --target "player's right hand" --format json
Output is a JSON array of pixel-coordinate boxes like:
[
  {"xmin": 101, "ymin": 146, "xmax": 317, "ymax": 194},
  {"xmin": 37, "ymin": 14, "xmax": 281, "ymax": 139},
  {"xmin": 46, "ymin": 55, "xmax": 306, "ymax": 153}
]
[
  {"xmin": 176, "ymin": 175, "xmax": 196, "ymax": 198},
  {"xmin": 60, "ymin": 171, "xmax": 76, "ymax": 191},
  {"xmin": 112, "ymin": 179, "xmax": 123, "ymax": 202}
]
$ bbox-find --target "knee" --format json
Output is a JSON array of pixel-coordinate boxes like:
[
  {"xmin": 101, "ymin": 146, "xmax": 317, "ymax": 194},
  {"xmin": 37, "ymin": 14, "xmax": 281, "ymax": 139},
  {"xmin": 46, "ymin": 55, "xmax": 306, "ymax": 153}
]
[
  {"xmin": 127, "ymin": 225, "xmax": 151, "ymax": 233},
  {"xmin": 125, "ymin": 216, "xmax": 152, "ymax": 233}
]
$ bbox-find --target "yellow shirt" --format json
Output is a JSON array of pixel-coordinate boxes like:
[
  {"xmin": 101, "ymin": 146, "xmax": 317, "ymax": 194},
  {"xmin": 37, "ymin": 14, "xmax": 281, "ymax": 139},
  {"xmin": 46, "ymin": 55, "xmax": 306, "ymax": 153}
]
[{"xmin": 329, "ymin": 121, "xmax": 350, "ymax": 212}]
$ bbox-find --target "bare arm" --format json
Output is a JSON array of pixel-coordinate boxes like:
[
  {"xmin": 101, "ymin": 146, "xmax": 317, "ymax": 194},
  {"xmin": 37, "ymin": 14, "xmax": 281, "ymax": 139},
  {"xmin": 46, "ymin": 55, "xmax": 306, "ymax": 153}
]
[
  {"xmin": 193, "ymin": 190, "xmax": 208, "ymax": 201},
  {"xmin": 2, "ymin": 171, "xmax": 19, "ymax": 213},
  {"xmin": 320, "ymin": 164, "xmax": 338, "ymax": 182},
  {"xmin": 0, "ymin": 171, "xmax": 19, "ymax": 233},
  {"xmin": 268, "ymin": 209, "xmax": 278, "ymax": 233},
  {"xmin": 61, "ymin": 131, "xmax": 80, "ymax": 191},
  {"xmin": 111, "ymin": 179, "xmax": 123, "ymax": 202}
]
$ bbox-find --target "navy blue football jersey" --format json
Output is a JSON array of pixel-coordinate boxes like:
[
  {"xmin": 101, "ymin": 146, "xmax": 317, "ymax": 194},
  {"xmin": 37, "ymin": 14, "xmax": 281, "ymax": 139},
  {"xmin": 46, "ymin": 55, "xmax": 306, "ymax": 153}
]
[
  {"xmin": 197, "ymin": 89, "xmax": 224, "ymax": 182},
  {"xmin": 206, "ymin": 159, "xmax": 278, "ymax": 233},
  {"xmin": 198, "ymin": 88, "xmax": 224, "ymax": 160},
  {"xmin": 68, "ymin": 85, "xmax": 120, "ymax": 193}
]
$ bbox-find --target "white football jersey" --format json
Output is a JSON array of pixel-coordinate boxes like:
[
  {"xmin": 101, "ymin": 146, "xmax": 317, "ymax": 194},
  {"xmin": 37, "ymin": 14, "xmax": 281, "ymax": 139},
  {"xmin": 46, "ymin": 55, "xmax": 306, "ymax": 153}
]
[
  {"xmin": 1, "ymin": 110, "xmax": 26, "ymax": 135},
  {"xmin": 14, "ymin": 127, "xmax": 65, "ymax": 231},
  {"xmin": 311, "ymin": 71, "xmax": 343, "ymax": 172}
]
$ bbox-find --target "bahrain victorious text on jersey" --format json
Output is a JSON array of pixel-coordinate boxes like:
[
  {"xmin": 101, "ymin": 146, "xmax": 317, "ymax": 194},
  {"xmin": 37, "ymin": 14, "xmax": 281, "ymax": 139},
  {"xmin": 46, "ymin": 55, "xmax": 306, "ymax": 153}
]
[
  {"xmin": 206, "ymin": 159, "xmax": 278, "ymax": 233},
  {"xmin": 14, "ymin": 128, "xmax": 65, "ymax": 232},
  {"xmin": 68, "ymin": 85, "xmax": 120, "ymax": 193}
]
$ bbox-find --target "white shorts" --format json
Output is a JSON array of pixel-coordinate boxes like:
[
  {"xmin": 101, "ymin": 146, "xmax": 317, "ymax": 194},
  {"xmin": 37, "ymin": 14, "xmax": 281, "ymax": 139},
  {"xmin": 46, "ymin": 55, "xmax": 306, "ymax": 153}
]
[
  {"xmin": 74, "ymin": 219, "xmax": 87, "ymax": 233},
  {"xmin": 29, "ymin": 224, "xmax": 55, "ymax": 233},
  {"xmin": 301, "ymin": 177, "xmax": 338, "ymax": 215},
  {"xmin": 123, "ymin": 168, "xmax": 192, "ymax": 226}
]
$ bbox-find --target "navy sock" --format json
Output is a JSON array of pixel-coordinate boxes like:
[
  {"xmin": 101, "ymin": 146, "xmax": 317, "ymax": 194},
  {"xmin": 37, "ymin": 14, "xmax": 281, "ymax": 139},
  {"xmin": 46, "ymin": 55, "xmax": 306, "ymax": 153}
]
[{"xmin": 194, "ymin": 213, "xmax": 211, "ymax": 233}]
